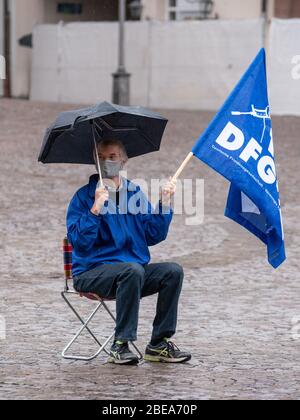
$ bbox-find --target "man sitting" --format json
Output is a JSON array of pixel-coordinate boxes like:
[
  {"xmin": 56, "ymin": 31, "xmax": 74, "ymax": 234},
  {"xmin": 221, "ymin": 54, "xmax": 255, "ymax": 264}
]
[{"xmin": 66, "ymin": 138, "xmax": 191, "ymax": 365}]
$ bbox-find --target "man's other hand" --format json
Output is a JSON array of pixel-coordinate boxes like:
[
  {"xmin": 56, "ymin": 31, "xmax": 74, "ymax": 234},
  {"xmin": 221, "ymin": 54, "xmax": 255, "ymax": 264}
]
[{"xmin": 160, "ymin": 177, "xmax": 177, "ymax": 206}]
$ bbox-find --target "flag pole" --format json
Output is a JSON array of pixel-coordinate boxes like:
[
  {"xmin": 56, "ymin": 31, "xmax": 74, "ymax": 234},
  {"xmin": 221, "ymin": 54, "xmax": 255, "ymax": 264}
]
[{"xmin": 171, "ymin": 152, "xmax": 194, "ymax": 183}]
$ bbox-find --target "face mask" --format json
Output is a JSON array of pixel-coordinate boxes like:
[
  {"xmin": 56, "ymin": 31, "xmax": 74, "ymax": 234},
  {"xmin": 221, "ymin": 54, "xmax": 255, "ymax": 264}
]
[{"xmin": 99, "ymin": 159, "xmax": 123, "ymax": 179}]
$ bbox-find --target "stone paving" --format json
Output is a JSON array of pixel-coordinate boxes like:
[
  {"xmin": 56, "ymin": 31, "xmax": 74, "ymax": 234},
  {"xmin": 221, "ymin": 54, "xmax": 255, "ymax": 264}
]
[{"xmin": 0, "ymin": 98, "xmax": 300, "ymax": 400}]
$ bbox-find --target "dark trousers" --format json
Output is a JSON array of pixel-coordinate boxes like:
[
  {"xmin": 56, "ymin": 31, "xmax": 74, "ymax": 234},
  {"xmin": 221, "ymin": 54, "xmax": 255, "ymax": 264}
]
[{"xmin": 73, "ymin": 262, "xmax": 184, "ymax": 342}]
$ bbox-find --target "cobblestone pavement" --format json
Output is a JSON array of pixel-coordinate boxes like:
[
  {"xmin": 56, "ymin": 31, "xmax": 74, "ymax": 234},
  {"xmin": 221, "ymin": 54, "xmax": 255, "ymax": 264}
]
[{"xmin": 0, "ymin": 98, "xmax": 300, "ymax": 400}]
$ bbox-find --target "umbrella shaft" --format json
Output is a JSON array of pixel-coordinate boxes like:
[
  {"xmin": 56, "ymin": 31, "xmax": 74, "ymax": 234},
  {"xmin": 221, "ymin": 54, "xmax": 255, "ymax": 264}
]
[{"xmin": 92, "ymin": 123, "xmax": 103, "ymax": 188}]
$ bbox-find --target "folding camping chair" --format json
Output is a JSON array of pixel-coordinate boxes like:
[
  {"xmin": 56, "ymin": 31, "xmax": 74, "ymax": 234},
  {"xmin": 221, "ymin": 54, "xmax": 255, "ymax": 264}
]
[{"xmin": 61, "ymin": 237, "xmax": 143, "ymax": 361}]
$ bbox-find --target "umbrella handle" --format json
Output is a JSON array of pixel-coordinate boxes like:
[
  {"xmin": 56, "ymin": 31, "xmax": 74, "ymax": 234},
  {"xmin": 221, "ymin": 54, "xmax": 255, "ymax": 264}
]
[{"xmin": 171, "ymin": 152, "xmax": 194, "ymax": 183}]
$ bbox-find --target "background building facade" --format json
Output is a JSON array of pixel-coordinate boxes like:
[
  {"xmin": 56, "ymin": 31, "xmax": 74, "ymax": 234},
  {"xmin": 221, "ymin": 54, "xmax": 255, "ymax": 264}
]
[{"xmin": 1, "ymin": 0, "xmax": 300, "ymax": 114}]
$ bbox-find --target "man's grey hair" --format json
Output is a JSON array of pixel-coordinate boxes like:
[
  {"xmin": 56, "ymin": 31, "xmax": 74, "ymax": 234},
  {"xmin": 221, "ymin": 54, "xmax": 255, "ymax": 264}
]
[{"xmin": 93, "ymin": 138, "xmax": 129, "ymax": 163}]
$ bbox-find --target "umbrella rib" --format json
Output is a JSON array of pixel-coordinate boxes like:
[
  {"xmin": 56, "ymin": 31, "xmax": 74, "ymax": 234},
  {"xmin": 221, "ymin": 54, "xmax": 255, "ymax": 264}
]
[
  {"xmin": 94, "ymin": 119, "xmax": 137, "ymax": 133},
  {"xmin": 95, "ymin": 118, "xmax": 160, "ymax": 151}
]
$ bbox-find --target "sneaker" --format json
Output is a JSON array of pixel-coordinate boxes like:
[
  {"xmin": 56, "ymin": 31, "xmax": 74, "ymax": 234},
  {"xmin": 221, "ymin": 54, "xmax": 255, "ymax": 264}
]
[
  {"xmin": 144, "ymin": 338, "xmax": 192, "ymax": 363},
  {"xmin": 108, "ymin": 340, "xmax": 139, "ymax": 365}
]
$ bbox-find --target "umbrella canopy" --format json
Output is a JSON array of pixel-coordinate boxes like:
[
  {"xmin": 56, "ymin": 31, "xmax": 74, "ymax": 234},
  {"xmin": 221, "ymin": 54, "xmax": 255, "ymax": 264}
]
[{"xmin": 38, "ymin": 101, "xmax": 168, "ymax": 165}]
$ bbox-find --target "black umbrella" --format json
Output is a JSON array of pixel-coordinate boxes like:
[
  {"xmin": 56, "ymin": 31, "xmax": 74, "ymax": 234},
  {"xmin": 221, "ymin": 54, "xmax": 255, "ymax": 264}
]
[{"xmin": 38, "ymin": 101, "xmax": 168, "ymax": 187}]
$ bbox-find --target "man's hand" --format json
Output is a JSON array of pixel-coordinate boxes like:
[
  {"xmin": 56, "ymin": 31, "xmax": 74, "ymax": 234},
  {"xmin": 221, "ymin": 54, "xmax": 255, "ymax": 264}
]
[
  {"xmin": 91, "ymin": 186, "xmax": 109, "ymax": 216},
  {"xmin": 160, "ymin": 177, "xmax": 177, "ymax": 206}
]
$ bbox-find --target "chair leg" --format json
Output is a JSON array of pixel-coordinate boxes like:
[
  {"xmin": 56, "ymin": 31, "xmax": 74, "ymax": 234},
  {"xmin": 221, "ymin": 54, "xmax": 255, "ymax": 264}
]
[
  {"xmin": 61, "ymin": 291, "xmax": 110, "ymax": 356},
  {"xmin": 61, "ymin": 291, "xmax": 144, "ymax": 362},
  {"xmin": 100, "ymin": 299, "xmax": 144, "ymax": 361},
  {"xmin": 61, "ymin": 291, "xmax": 114, "ymax": 361}
]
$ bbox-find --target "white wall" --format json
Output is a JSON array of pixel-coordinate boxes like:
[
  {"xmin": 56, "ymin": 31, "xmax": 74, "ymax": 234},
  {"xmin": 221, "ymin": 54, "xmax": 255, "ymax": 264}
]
[
  {"xmin": 268, "ymin": 19, "xmax": 300, "ymax": 116},
  {"xmin": 30, "ymin": 19, "xmax": 264, "ymax": 111},
  {"xmin": 30, "ymin": 18, "xmax": 300, "ymax": 115},
  {"xmin": 0, "ymin": 0, "xmax": 4, "ymax": 96},
  {"xmin": 148, "ymin": 19, "xmax": 263, "ymax": 110}
]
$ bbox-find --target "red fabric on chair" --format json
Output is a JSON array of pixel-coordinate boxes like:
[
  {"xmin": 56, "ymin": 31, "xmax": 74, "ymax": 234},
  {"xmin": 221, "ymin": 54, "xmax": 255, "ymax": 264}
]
[
  {"xmin": 63, "ymin": 237, "xmax": 114, "ymax": 302},
  {"xmin": 79, "ymin": 292, "xmax": 100, "ymax": 301},
  {"xmin": 63, "ymin": 237, "xmax": 73, "ymax": 280}
]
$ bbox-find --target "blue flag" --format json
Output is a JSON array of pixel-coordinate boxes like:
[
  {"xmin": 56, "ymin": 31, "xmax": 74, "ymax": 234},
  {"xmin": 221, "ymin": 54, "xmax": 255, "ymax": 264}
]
[{"xmin": 192, "ymin": 49, "xmax": 286, "ymax": 269}]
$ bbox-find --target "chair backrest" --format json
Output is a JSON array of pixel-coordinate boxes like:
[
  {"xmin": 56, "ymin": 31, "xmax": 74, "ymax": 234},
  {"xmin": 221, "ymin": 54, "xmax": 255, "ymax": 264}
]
[
  {"xmin": 63, "ymin": 237, "xmax": 73, "ymax": 282},
  {"xmin": 62, "ymin": 237, "xmax": 103, "ymax": 301},
  {"xmin": 62, "ymin": 237, "xmax": 115, "ymax": 301}
]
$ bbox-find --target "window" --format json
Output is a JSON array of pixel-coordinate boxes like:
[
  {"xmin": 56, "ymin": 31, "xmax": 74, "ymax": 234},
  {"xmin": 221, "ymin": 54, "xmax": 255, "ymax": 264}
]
[
  {"xmin": 57, "ymin": 3, "xmax": 83, "ymax": 15},
  {"xmin": 167, "ymin": 0, "xmax": 214, "ymax": 21}
]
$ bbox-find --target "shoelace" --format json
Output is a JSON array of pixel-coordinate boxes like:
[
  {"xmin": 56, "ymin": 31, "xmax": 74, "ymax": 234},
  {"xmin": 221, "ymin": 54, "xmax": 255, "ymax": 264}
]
[
  {"xmin": 113, "ymin": 341, "xmax": 129, "ymax": 354},
  {"xmin": 164, "ymin": 340, "xmax": 181, "ymax": 356}
]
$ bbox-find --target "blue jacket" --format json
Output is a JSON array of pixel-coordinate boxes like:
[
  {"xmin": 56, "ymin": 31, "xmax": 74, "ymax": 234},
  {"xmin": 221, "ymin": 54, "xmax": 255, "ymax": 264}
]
[{"xmin": 66, "ymin": 174, "xmax": 173, "ymax": 277}]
